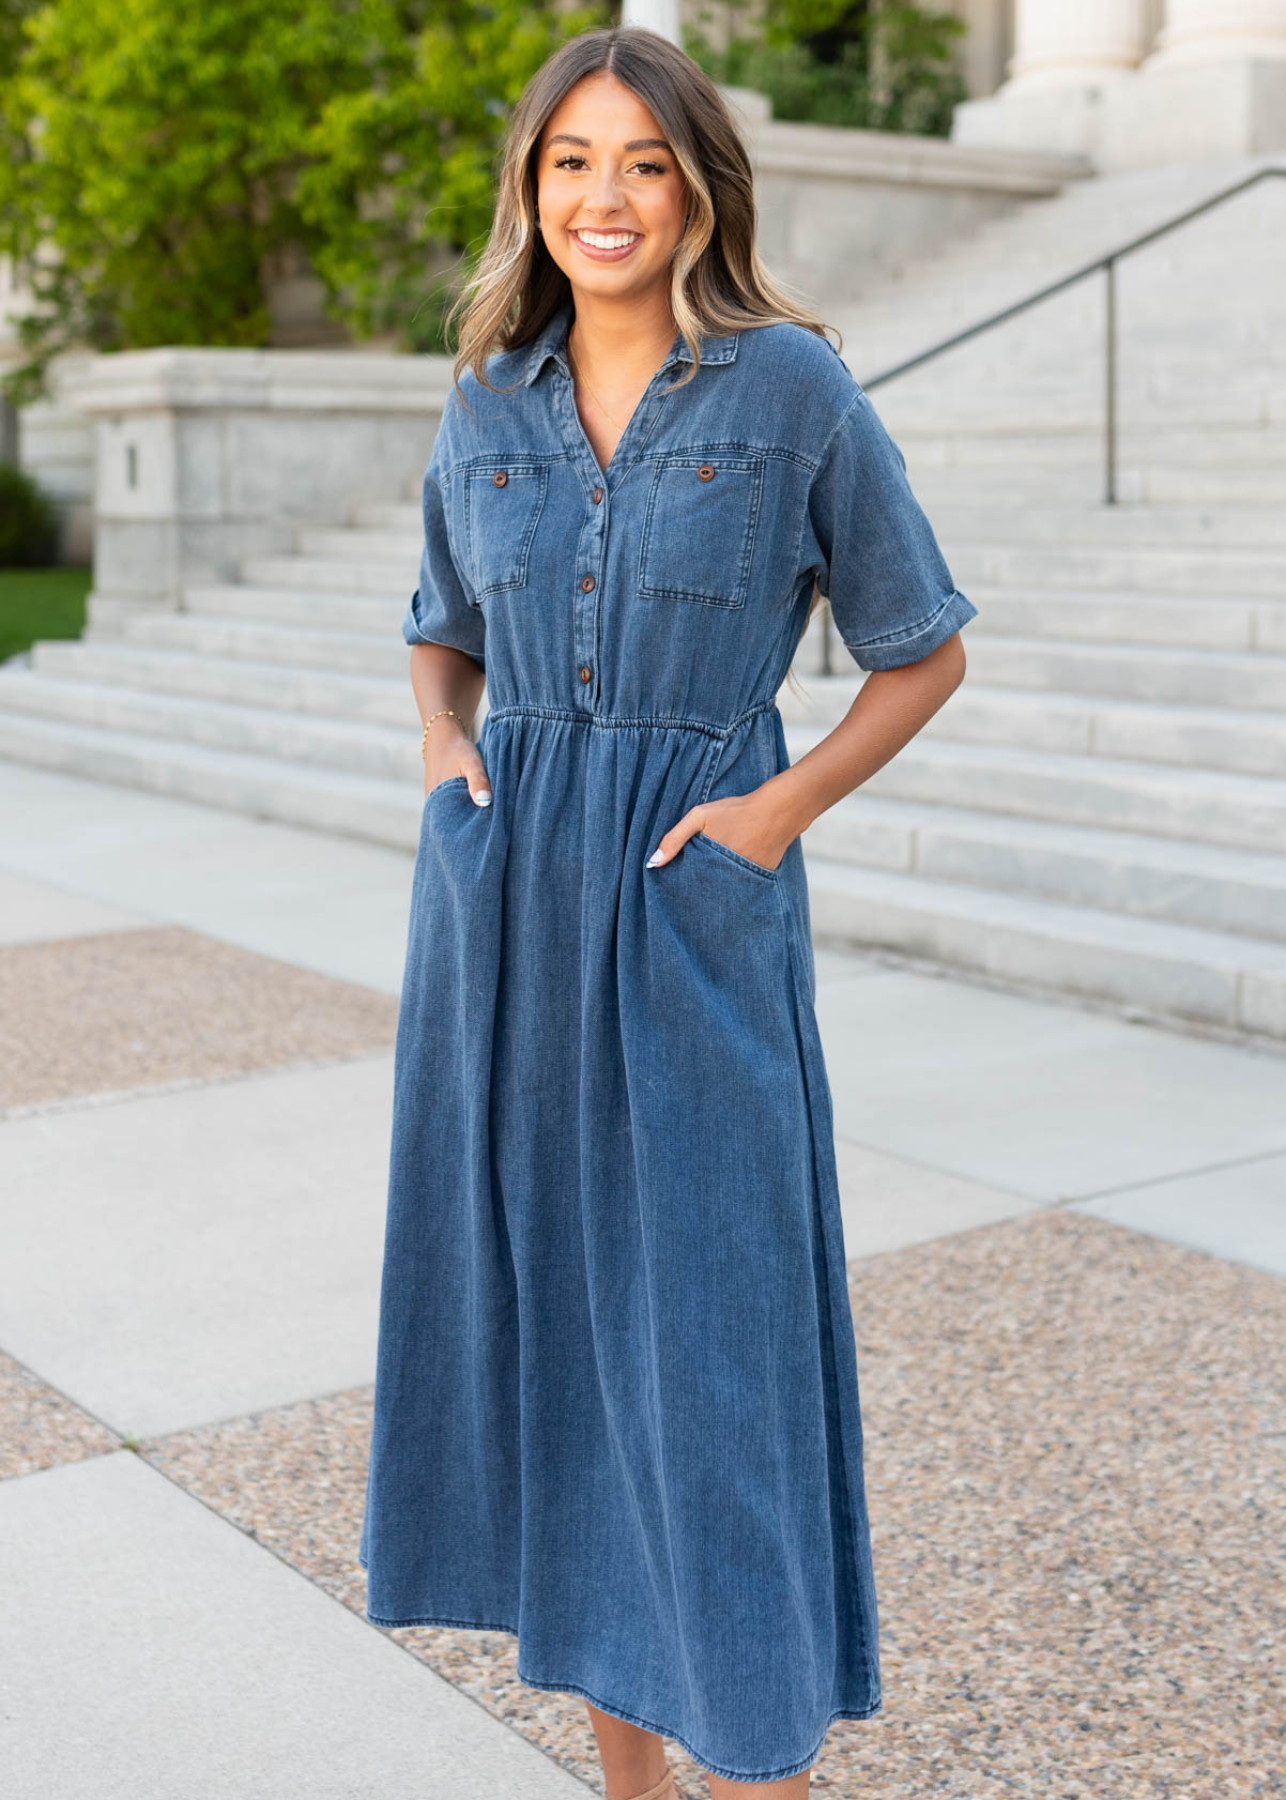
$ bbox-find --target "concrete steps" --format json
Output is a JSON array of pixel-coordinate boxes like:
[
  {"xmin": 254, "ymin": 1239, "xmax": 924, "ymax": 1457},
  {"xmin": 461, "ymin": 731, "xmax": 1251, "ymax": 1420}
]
[
  {"xmin": 784, "ymin": 728, "xmax": 1286, "ymax": 856},
  {"xmin": 0, "ymin": 666, "xmax": 421, "ymax": 783},
  {"xmin": 803, "ymin": 859, "xmax": 1286, "ymax": 1041},
  {"xmin": 117, "ymin": 610, "xmax": 410, "ymax": 677},
  {"xmin": 788, "ymin": 678, "xmax": 1286, "ymax": 778},
  {"xmin": 800, "ymin": 795, "xmax": 1286, "ymax": 943},
  {"xmin": 0, "ymin": 710, "xmax": 423, "ymax": 848}
]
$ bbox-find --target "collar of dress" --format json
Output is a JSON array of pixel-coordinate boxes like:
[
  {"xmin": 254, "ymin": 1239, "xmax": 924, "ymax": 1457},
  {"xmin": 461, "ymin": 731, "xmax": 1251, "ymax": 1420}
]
[{"xmin": 520, "ymin": 297, "xmax": 740, "ymax": 387}]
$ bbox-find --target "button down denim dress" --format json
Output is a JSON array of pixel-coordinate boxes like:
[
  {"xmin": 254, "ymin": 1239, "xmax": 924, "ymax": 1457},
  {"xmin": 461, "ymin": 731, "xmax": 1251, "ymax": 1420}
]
[{"xmin": 358, "ymin": 295, "xmax": 978, "ymax": 1783}]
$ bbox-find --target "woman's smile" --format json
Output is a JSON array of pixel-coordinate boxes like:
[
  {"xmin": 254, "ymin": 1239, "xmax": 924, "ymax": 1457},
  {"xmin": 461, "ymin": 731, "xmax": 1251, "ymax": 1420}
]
[{"xmin": 570, "ymin": 225, "xmax": 643, "ymax": 261}]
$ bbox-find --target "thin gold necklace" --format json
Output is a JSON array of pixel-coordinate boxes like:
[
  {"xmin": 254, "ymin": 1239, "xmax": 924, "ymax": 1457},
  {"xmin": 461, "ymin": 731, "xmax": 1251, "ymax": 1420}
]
[{"xmin": 567, "ymin": 335, "xmax": 626, "ymax": 431}]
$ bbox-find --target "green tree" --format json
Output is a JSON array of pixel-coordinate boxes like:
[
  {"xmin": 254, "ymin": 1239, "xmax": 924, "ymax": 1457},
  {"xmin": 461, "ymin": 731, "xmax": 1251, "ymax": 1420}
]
[
  {"xmin": 687, "ymin": 0, "xmax": 966, "ymax": 136},
  {"xmin": 0, "ymin": 0, "xmax": 604, "ymax": 404}
]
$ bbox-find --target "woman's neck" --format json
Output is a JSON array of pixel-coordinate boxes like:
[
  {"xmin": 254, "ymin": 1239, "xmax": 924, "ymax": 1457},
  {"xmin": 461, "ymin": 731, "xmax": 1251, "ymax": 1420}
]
[{"xmin": 566, "ymin": 289, "xmax": 677, "ymax": 389}]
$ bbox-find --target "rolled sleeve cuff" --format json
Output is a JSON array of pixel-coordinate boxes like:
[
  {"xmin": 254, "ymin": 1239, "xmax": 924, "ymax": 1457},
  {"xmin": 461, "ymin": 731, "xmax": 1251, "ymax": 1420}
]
[
  {"xmin": 402, "ymin": 589, "xmax": 486, "ymax": 671},
  {"xmin": 839, "ymin": 588, "xmax": 978, "ymax": 672}
]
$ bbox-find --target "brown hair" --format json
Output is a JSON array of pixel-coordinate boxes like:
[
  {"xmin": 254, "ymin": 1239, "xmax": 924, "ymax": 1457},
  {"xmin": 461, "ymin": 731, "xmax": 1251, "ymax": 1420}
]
[{"xmin": 444, "ymin": 24, "xmax": 842, "ymax": 397}]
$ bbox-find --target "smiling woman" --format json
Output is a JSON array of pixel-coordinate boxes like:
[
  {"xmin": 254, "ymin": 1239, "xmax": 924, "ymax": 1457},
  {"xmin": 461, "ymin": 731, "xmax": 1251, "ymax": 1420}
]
[{"xmin": 358, "ymin": 24, "xmax": 977, "ymax": 1800}]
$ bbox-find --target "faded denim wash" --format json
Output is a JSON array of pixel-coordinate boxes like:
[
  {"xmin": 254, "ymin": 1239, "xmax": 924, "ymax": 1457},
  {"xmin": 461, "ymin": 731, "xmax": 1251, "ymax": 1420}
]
[{"xmin": 358, "ymin": 294, "xmax": 977, "ymax": 1783}]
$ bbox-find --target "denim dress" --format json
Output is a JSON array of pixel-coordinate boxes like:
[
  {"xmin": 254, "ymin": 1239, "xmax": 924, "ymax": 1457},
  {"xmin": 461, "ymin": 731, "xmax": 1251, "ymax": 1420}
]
[{"xmin": 358, "ymin": 295, "xmax": 977, "ymax": 1783}]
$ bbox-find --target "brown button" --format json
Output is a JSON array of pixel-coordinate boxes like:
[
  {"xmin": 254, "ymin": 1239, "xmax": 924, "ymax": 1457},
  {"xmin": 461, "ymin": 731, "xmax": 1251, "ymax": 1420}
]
[
  {"xmin": 580, "ymin": 574, "xmax": 595, "ymax": 592},
  {"xmin": 592, "ymin": 487, "xmax": 603, "ymax": 504},
  {"xmin": 493, "ymin": 469, "xmax": 508, "ymax": 486},
  {"xmin": 697, "ymin": 463, "xmax": 715, "ymax": 481},
  {"xmin": 578, "ymin": 664, "xmax": 592, "ymax": 683}
]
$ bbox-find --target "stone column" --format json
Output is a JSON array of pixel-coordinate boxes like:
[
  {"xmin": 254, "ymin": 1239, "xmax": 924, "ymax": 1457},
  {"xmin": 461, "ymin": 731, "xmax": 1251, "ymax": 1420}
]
[
  {"xmin": 1148, "ymin": 0, "xmax": 1286, "ymax": 66},
  {"xmin": 952, "ymin": 0, "xmax": 1152, "ymax": 154},
  {"xmin": 1109, "ymin": 0, "xmax": 1286, "ymax": 161},
  {"xmin": 620, "ymin": 0, "xmax": 681, "ymax": 44},
  {"xmin": 1005, "ymin": 0, "xmax": 1151, "ymax": 88}
]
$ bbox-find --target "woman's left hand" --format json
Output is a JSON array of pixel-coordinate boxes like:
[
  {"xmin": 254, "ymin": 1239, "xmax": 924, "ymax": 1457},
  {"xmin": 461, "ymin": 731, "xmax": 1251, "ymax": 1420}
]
[{"xmin": 646, "ymin": 786, "xmax": 796, "ymax": 876}]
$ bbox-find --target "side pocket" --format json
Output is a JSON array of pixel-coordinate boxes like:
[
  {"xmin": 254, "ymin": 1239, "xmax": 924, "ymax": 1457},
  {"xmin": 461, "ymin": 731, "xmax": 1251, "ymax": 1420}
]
[
  {"xmin": 691, "ymin": 828, "xmax": 780, "ymax": 881},
  {"xmin": 424, "ymin": 773, "xmax": 471, "ymax": 804}
]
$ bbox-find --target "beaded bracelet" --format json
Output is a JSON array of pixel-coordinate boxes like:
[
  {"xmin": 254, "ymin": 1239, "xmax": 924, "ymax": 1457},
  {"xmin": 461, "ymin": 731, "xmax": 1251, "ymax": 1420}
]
[{"xmin": 421, "ymin": 708, "xmax": 462, "ymax": 757}]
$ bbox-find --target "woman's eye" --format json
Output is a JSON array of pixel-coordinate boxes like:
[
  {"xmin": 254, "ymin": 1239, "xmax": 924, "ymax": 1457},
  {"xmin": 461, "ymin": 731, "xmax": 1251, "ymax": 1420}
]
[{"xmin": 550, "ymin": 154, "xmax": 669, "ymax": 177}]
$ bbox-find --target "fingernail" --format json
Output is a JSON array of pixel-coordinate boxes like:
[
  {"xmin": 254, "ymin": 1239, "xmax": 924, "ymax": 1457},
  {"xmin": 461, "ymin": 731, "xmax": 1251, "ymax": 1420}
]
[
  {"xmin": 475, "ymin": 790, "xmax": 492, "ymax": 807},
  {"xmin": 646, "ymin": 851, "xmax": 664, "ymax": 867}
]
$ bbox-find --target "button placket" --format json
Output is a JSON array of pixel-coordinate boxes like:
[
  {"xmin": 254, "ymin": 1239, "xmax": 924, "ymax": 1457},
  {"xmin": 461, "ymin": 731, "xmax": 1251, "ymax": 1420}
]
[{"xmin": 551, "ymin": 349, "xmax": 674, "ymax": 711}]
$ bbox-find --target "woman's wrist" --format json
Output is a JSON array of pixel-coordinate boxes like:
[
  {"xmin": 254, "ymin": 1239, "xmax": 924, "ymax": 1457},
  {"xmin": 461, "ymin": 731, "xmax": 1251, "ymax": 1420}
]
[{"xmin": 759, "ymin": 768, "xmax": 823, "ymax": 839}]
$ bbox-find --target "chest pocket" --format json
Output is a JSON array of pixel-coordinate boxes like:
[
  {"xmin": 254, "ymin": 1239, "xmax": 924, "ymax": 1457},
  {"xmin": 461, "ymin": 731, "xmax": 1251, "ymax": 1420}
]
[
  {"xmin": 637, "ymin": 451, "xmax": 765, "ymax": 609},
  {"xmin": 463, "ymin": 461, "xmax": 549, "ymax": 599}
]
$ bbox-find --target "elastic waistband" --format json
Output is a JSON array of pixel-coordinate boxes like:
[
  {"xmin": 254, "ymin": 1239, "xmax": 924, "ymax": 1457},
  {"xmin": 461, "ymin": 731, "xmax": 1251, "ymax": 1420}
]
[{"xmin": 482, "ymin": 700, "xmax": 778, "ymax": 742}]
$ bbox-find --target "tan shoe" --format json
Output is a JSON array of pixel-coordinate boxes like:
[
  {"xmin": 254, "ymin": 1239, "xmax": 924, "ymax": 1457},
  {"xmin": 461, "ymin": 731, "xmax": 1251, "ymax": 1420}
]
[{"xmin": 622, "ymin": 1769, "xmax": 676, "ymax": 1800}]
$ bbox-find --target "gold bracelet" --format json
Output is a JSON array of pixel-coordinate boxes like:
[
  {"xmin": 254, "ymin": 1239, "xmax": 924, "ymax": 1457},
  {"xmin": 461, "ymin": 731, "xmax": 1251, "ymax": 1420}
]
[{"xmin": 421, "ymin": 708, "xmax": 462, "ymax": 757}]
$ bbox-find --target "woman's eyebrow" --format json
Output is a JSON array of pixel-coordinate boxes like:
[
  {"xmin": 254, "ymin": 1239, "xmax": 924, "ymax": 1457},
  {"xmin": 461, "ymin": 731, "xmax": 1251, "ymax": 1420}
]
[{"xmin": 545, "ymin": 133, "xmax": 673, "ymax": 153}]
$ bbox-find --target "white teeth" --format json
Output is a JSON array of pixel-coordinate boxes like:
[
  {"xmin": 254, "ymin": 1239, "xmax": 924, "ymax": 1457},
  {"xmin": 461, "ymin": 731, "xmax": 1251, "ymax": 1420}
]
[{"xmin": 574, "ymin": 229, "xmax": 640, "ymax": 249}]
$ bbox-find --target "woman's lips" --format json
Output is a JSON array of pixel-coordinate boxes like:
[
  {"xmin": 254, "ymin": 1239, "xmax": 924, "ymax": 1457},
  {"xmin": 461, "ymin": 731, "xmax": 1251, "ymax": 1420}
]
[{"xmin": 569, "ymin": 228, "xmax": 642, "ymax": 262}]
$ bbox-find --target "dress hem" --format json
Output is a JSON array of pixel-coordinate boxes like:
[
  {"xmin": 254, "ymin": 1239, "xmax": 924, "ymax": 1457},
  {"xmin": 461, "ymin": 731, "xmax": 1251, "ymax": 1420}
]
[{"xmin": 360, "ymin": 1594, "xmax": 882, "ymax": 1783}]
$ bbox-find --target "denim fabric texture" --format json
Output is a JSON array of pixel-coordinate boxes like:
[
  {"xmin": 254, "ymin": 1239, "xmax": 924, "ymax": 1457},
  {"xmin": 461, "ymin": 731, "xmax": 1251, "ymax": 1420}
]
[{"xmin": 358, "ymin": 295, "xmax": 978, "ymax": 1783}]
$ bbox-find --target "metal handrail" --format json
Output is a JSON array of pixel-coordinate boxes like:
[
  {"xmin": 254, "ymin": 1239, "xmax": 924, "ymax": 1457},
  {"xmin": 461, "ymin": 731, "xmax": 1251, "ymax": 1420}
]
[{"xmin": 860, "ymin": 164, "xmax": 1286, "ymax": 508}]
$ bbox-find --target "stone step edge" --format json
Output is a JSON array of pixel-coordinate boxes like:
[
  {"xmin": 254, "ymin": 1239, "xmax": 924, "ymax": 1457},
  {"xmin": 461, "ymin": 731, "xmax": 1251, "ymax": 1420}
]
[{"xmin": 803, "ymin": 858, "xmax": 1285, "ymax": 1040}]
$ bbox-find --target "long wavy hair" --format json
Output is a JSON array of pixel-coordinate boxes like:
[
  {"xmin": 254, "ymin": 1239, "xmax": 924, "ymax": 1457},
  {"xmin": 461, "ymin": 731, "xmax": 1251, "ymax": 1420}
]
[{"xmin": 443, "ymin": 24, "xmax": 839, "ymax": 670}]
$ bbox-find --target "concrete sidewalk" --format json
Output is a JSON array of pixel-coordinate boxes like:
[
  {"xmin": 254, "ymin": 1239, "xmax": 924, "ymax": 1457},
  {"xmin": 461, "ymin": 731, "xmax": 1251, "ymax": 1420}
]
[{"xmin": 2, "ymin": 761, "xmax": 1282, "ymax": 1798}]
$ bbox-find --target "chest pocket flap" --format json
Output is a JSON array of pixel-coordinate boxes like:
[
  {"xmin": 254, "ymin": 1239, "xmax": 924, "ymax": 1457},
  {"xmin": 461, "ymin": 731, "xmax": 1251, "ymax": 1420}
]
[
  {"xmin": 463, "ymin": 461, "xmax": 550, "ymax": 598},
  {"xmin": 638, "ymin": 451, "xmax": 765, "ymax": 609}
]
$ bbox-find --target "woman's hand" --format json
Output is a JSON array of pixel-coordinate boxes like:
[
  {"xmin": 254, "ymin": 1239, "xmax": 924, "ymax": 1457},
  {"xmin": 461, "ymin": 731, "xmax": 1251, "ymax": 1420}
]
[
  {"xmin": 644, "ymin": 635, "xmax": 970, "ymax": 872},
  {"xmin": 424, "ymin": 718, "xmax": 492, "ymax": 806},
  {"xmin": 646, "ymin": 783, "xmax": 801, "ymax": 874}
]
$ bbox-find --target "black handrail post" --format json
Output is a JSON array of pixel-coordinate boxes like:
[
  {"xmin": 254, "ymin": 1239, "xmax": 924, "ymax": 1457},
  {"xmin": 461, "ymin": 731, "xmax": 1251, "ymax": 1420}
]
[
  {"xmin": 821, "ymin": 595, "xmax": 833, "ymax": 676},
  {"xmin": 1105, "ymin": 255, "xmax": 1118, "ymax": 506}
]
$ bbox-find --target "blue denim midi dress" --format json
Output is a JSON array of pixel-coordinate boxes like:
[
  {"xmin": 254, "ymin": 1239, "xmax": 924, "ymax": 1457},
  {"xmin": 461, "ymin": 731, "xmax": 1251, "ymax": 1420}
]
[{"xmin": 358, "ymin": 295, "xmax": 977, "ymax": 1783}]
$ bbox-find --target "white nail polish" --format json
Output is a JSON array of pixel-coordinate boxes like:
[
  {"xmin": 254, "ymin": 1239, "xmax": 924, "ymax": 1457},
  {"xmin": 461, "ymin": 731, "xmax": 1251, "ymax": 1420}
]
[
  {"xmin": 475, "ymin": 790, "xmax": 492, "ymax": 806},
  {"xmin": 646, "ymin": 851, "xmax": 663, "ymax": 867}
]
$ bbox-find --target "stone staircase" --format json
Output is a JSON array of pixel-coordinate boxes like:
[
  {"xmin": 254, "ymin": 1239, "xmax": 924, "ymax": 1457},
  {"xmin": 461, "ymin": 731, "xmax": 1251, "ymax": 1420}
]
[{"xmin": 2, "ymin": 156, "xmax": 1285, "ymax": 1043}]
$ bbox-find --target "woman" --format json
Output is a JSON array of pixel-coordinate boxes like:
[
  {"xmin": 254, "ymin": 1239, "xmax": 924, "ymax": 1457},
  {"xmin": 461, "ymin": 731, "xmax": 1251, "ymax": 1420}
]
[{"xmin": 359, "ymin": 24, "xmax": 977, "ymax": 1798}]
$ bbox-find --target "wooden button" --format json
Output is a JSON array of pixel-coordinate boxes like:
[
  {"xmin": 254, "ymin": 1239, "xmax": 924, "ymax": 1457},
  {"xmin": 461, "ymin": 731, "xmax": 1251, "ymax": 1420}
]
[
  {"xmin": 493, "ymin": 469, "xmax": 508, "ymax": 486},
  {"xmin": 697, "ymin": 463, "xmax": 715, "ymax": 481},
  {"xmin": 580, "ymin": 574, "xmax": 595, "ymax": 592},
  {"xmin": 578, "ymin": 664, "xmax": 592, "ymax": 683},
  {"xmin": 593, "ymin": 487, "xmax": 603, "ymax": 504}
]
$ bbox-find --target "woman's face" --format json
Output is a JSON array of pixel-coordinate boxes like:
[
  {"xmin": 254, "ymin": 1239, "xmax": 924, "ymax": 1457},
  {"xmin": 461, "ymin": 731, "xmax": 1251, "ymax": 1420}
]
[{"xmin": 535, "ymin": 71, "xmax": 691, "ymax": 308}]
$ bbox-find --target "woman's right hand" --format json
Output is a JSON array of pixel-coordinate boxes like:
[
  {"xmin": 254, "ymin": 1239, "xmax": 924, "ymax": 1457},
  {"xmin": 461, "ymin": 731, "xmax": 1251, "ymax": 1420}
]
[{"xmin": 424, "ymin": 719, "xmax": 492, "ymax": 807}]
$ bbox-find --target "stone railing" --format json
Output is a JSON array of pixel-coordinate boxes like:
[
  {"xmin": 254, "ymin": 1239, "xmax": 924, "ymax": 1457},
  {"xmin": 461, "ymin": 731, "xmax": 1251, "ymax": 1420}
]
[{"xmin": 58, "ymin": 349, "xmax": 458, "ymax": 630}]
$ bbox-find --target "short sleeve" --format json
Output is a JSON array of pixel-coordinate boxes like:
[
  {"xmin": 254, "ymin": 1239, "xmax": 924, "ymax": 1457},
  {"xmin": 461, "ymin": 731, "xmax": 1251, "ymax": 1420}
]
[
  {"xmin": 800, "ymin": 387, "xmax": 977, "ymax": 672},
  {"xmin": 401, "ymin": 421, "xmax": 486, "ymax": 671}
]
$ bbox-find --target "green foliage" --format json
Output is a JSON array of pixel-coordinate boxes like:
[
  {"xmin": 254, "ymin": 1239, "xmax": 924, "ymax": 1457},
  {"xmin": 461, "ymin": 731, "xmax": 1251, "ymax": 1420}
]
[
  {"xmin": 293, "ymin": 0, "xmax": 605, "ymax": 349},
  {"xmin": 0, "ymin": 563, "xmax": 90, "ymax": 661},
  {"xmin": 0, "ymin": 0, "xmax": 605, "ymax": 403},
  {"xmin": 686, "ymin": 0, "xmax": 967, "ymax": 136},
  {"xmin": 0, "ymin": 460, "xmax": 58, "ymax": 565}
]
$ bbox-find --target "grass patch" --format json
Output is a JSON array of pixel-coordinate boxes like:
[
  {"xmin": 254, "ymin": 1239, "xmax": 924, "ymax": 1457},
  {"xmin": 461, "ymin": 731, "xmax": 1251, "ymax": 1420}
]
[{"xmin": 0, "ymin": 565, "xmax": 92, "ymax": 662}]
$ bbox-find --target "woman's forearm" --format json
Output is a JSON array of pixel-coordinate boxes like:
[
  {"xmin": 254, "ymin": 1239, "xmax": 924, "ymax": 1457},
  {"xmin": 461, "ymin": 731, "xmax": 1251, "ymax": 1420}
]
[
  {"xmin": 763, "ymin": 632, "xmax": 968, "ymax": 838},
  {"xmin": 410, "ymin": 642, "xmax": 492, "ymax": 799},
  {"xmin": 409, "ymin": 642, "xmax": 487, "ymax": 737}
]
